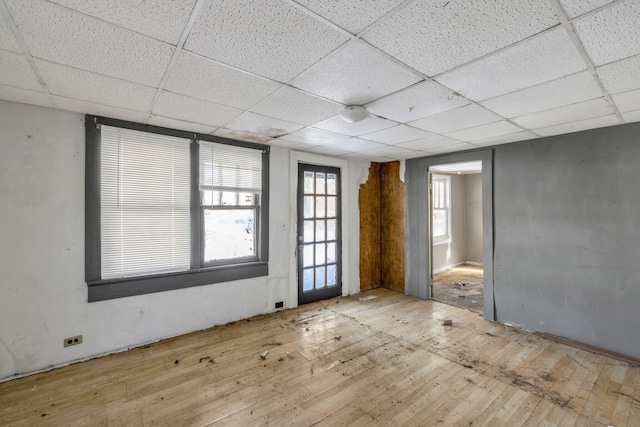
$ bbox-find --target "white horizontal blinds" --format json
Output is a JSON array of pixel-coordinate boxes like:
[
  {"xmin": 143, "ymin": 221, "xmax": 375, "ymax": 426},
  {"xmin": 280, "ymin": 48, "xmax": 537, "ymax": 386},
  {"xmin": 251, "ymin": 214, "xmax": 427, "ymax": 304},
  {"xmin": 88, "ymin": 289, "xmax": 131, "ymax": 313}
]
[
  {"xmin": 101, "ymin": 126, "xmax": 191, "ymax": 279},
  {"xmin": 199, "ymin": 141, "xmax": 262, "ymax": 193}
]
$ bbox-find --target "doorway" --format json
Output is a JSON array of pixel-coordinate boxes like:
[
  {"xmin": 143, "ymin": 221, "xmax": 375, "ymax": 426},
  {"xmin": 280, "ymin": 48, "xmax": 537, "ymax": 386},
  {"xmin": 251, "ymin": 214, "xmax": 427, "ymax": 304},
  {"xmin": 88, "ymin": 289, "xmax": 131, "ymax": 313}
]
[
  {"xmin": 429, "ymin": 161, "xmax": 484, "ymax": 314},
  {"xmin": 297, "ymin": 164, "xmax": 342, "ymax": 305}
]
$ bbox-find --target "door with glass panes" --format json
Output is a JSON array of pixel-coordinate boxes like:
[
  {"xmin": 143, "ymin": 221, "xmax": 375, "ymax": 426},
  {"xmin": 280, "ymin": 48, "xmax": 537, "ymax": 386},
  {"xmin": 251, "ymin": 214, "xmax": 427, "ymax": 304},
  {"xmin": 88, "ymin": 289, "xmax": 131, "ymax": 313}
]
[{"xmin": 297, "ymin": 164, "xmax": 342, "ymax": 304}]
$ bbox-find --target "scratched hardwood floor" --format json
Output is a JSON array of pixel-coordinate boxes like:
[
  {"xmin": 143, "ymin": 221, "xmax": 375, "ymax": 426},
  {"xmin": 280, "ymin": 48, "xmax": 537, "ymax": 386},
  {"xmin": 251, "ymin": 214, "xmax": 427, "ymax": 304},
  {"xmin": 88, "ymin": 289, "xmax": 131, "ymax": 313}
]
[{"xmin": 2, "ymin": 288, "xmax": 639, "ymax": 426}]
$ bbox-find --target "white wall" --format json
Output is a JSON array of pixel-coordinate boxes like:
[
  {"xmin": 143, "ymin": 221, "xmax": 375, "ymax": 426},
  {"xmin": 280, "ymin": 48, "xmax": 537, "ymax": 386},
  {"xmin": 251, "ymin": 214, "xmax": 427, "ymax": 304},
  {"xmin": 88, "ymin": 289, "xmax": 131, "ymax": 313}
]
[{"xmin": 0, "ymin": 100, "xmax": 363, "ymax": 381}]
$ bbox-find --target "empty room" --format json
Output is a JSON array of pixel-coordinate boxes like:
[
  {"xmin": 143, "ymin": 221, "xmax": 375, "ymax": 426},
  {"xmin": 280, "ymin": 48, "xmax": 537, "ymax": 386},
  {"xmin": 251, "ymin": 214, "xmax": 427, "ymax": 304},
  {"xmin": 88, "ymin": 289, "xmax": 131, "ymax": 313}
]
[{"xmin": 1, "ymin": 0, "xmax": 640, "ymax": 425}]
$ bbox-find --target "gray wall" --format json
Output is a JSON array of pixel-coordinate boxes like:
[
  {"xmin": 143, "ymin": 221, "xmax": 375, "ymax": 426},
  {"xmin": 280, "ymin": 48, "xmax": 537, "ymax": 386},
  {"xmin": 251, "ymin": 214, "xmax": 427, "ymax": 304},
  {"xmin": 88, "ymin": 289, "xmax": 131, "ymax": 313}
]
[{"xmin": 464, "ymin": 173, "xmax": 483, "ymax": 264}]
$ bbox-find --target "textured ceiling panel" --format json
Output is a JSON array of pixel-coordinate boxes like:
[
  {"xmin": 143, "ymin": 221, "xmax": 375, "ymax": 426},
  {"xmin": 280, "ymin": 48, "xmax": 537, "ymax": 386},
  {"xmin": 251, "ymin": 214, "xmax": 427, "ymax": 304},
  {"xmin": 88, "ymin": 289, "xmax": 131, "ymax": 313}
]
[
  {"xmin": 0, "ymin": 50, "xmax": 41, "ymax": 91},
  {"xmin": 147, "ymin": 115, "xmax": 218, "ymax": 135},
  {"xmin": 267, "ymin": 138, "xmax": 313, "ymax": 150},
  {"xmin": 365, "ymin": 81, "xmax": 468, "ymax": 123},
  {"xmin": 36, "ymin": 60, "xmax": 155, "ymax": 112},
  {"xmin": 397, "ymin": 135, "xmax": 460, "ymax": 151},
  {"xmin": 512, "ymin": 98, "xmax": 613, "ymax": 128},
  {"xmin": 48, "ymin": 0, "xmax": 197, "ymax": 44},
  {"xmin": 425, "ymin": 142, "xmax": 477, "ymax": 154},
  {"xmin": 470, "ymin": 131, "xmax": 538, "ymax": 147},
  {"xmin": 409, "ymin": 104, "xmax": 502, "ymax": 134},
  {"xmin": 314, "ymin": 114, "xmax": 396, "ymax": 137},
  {"xmin": 224, "ymin": 112, "xmax": 304, "ymax": 138},
  {"xmin": 481, "ymin": 71, "xmax": 603, "ymax": 117},
  {"xmin": 596, "ymin": 55, "xmax": 640, "ymax": 94},
  {"xmin": 622, "ymin": 109, "xmax": 640, "ymax": 123},
  {"xmin": 359, "ymin": 144, "xmax": 415, "ymax": 159},
  {"xmin": 534, "ymin": 114, "xmax": 620, "ymax": 136},
  {"xmin": 53, "ymin": 96, "xmax": 146, "ymax": 123},
  {"xmin": 153, "ymin": 91, "xmax": 242, "ymax": 127},
  {"xmin": 250, "ymin": 86, "xmax": 343, "ymax": 126},
  {"xmin": 363, "ymin": 0, "xmax": 559, "ymax": 76},
  {"xmin": 165, "ymin": 52, "xmax": 281, "ymax": 110},
  {"xmin": 360, "ymin": 124, "xmax": 433, "ymax": 145},
  {"xmin": 6, "ymin": 0, "xmax": 173, "ymax": 87},
  {"xmin": 444, "ymin": 120, "xmax": 523, "ymax": 142},
  {"xmin": 612, "ymin": 89, "xmax": 640, "ymax": 113},
  {"xmin": 184, "ymin": 0, "xmax": 348, "ymax": 82},
  {"xmin": 436, "ymin": 28, "xmax": 586, "ymax": 101},
  {"xmin": 0, "ymin": 84, "xmax": 51, "ymax": 108},
  {"xmin": 307, "ymin": 145, "xmax": 352, "ymax": 156},
  {"xmin": 290, "ymin": 41, "xmax": 421, "ymax": 105},
  {"xmin": 559, "ymin": 0, "xmax": 614, "ymax": 18},
  {"xmin": 331, "ymin": 138, "xmax": 386, "ymax": 152},
  {"xmin": 277, "ymin": 127, "xmax": 352, "ymax": 145},
  {"xmin": 0, "ymin": 13, "xmax": 21, "ymax": 52},
  {"xmin": 573, "ymin": 0, "xmax": 640, "ymax": 65},
  {"xmin": 213, "ymin": 128, "xmax": 274, "ymax": 144},
  {"xmin": 293, "ymin": 0, "xmax": 405, "ymax": 34}
]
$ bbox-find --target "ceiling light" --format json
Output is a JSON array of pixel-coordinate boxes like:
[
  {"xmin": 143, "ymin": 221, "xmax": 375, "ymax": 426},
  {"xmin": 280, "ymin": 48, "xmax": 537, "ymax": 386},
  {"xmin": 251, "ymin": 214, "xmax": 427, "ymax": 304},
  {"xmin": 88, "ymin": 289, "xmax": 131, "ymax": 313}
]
[{"xmin": 339, "ymin": 105, "xmax": 369, "ymax": 123}]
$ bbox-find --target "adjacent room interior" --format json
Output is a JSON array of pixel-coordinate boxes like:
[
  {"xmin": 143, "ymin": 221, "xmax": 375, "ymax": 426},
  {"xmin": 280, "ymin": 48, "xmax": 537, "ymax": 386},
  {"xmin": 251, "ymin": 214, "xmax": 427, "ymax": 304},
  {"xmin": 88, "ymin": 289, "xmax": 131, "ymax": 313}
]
[{"xmin": 1, "ymin": 1, "xmax": 640, "ymax": 425}]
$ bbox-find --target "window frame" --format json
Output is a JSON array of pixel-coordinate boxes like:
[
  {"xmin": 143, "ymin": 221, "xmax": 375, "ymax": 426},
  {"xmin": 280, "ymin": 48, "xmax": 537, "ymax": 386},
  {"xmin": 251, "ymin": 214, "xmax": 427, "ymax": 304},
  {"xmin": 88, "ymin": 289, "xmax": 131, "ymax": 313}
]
[
  {"xmin": 85, "ymin": 115, "xmax": 269, "ymax": 302},
  {"xmin": 431, "ymin": 174, "xmax": 451, "ymax": 246}
]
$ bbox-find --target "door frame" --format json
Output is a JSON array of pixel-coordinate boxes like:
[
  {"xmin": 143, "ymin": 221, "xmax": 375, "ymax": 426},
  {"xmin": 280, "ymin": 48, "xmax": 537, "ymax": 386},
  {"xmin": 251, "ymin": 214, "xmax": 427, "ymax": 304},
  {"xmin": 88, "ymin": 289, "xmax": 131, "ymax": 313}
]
[{"xmin": 289, "ymin": 152, "xmax": 350, "ymax": 309}]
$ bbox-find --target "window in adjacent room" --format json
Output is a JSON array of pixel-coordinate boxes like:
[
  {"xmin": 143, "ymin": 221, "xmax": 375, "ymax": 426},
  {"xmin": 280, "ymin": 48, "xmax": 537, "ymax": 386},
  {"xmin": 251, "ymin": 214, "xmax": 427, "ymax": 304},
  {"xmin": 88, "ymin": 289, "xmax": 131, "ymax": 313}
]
[{"xmin": 431, "ymin": 174, "xmax": 451, "ymax": 245}]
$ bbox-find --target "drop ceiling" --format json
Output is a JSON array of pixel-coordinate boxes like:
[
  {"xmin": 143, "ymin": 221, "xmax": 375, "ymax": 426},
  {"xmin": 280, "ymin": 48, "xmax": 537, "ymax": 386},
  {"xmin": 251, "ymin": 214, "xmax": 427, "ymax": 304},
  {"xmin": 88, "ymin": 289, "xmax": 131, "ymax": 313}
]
[{"xmin": 0, "ymin": 0, "xmax": 639, "ymax": 162}]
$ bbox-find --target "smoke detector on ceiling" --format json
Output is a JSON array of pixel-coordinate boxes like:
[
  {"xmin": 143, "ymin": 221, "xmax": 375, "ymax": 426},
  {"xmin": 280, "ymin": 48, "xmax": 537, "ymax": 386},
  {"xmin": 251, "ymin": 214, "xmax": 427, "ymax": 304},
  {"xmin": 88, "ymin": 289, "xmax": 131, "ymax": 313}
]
[{"xmin": 339, "ymin": 105, "xmax": 369, "ymax": 123}]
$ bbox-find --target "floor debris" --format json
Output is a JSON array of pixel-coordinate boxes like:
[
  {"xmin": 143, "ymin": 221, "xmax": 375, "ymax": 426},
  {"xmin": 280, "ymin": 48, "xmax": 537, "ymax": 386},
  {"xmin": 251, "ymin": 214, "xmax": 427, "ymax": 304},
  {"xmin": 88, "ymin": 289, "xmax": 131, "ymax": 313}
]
[
  {"xmin": 359, "ymin": 295, "xmax": 377, "ymax": 302},
  {"xmin": 442, "ymin": 319, "xmax": 453, "ymax": 326},
  {"xmin": 259, "ymin": 350, "xmax": 269, "ymax": 360}
]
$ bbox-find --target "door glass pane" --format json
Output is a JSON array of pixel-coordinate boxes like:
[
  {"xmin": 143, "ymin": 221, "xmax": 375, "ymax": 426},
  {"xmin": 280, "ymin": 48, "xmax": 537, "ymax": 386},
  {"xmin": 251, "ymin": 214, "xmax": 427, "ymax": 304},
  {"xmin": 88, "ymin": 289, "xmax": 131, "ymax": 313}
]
[
  {"xmin": 327, "ymin": 173, "xmax": 336, "ymax": 195},
  {"xmin": 327, "ymin": 265, "xmax": 336, "ymax": 287},
  {"xmin": 315, "ymin": 196, "xmax": 325, "ymax": 218},
  {"xmin": 315, "ymin": 266, "xmax": 326, "ymax": 289},
  {"xmin": 315, "ymin": 243, "xmax": 325, "ymax": 265},
  {"xmin": 327, "ymin": 219, "xmax": 336, "ymax": 241},
  {"xmin": 327, "ymin": 242, "xmax": 336, "ymax": 263},
  {"xmin": 315, "ymin": 220, "xmax": 325, "ymax": 242},
  {"xmin": 327, "ymin": 196, "xmax": 336, "ymax": 217},
  {"xmin": 303, "ymin": 268, "xmax": 314, "ymax": 292},
  {"xmin": 303, "ymin": 244, "xmax": 314, "ymax": 267},
  {"xmin": 304, "ymin": 196, "xmax": 314, "ymax": 219},
  {"xmin": 316, "ymin": 173, "xmax": 325, "ymax": 195},
  {"xmin": 304, "ymin": 220, "xmax": 314, "ymax": 242},
  {"xmin": 304, "ymin": 171, "xmax": 314, "ymax": 193}
]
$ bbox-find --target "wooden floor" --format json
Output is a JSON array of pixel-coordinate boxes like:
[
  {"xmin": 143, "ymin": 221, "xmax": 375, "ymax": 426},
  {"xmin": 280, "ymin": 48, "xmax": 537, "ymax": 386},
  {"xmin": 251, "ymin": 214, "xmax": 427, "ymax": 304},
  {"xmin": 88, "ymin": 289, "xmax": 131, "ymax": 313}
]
[
  {"xmin": 433, "ymin": 264, "xmax": 484, "ymax": 314},
  {"xmin": 2, "ymin": 289, "xmax": 639, "ymax": 426}
]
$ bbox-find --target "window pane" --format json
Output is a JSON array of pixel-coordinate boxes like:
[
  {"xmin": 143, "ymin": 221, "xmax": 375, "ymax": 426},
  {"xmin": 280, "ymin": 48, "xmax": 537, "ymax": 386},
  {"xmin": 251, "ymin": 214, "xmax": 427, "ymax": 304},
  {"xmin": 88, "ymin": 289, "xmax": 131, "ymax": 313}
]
[
  {"xmin": 315, "ymin": 266, "xmax": 326, "ymax": 289},
  {"xmin": 303, "ymin": 244, "xmax": 314, "ymax": 267},
  {"xmin": 327, "ymin": 219, "xmax": 336, "ymax": 241},
  {"xmin": 221, "ymin": 191, "xmax": 237, "ymax": 206},
  {"xmin": 315, "ymin": 196, "xmax": 325, "ymax": 218},
  {"xmin": 303, "ymin": 268, "xmax": 314, "ymax": 292},
  {"xmin": 315, "ymin": 220, "xmax": 325, "ymax": 242},
  {"xmin": 315, "ymin": 243, "xmax": 325, "ymax": 265},
  {"xmin": 304, "ymin": 196, "xmax": 314, "ymax": 219},
  {"xmin": 433, "ymin": 209, "xmax": 447, "ymax": 238},
  {"xmin": 316, "ymin": 173, "xmax": 325, "ymax": 194},
  {"xmin": 304, "ymin": 220, "xmax": 314, "ymax": 242},
  {"xmin": 239, "ymin": 193, "xmax": 254, "ymax": 206},
  {"xmin": 327, "ymin": 196, "xmax": 336, "ymax": 218},
  {"xmin": 327, "ymin": 265, "xmax": 336, "ymax": 287},
  {"xmin": 327, "ymin": 242, "xmax": 336, "ymax": 263},
  {"xmin": 327, "ymin": 173, "xmax": 336, "ymax": 195},
  {"xmin": 304, "ymin": 171, "xmax": 314, "ymax": 193},
  {"xmin": 203, "ymin": 209, "xmax": 254, "ymax": 262}
]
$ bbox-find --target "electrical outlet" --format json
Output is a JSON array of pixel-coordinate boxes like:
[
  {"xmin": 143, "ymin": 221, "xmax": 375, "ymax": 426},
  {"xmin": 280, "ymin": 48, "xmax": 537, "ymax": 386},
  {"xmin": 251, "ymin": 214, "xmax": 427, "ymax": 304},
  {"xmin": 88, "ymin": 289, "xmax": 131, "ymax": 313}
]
[
  {"xmin": 64, "ymin": 335, "xmax": 83, "ymax": 347},
  {"xmin": 275, "ymin": 301, "xmax": 284, "ymax": 309}
]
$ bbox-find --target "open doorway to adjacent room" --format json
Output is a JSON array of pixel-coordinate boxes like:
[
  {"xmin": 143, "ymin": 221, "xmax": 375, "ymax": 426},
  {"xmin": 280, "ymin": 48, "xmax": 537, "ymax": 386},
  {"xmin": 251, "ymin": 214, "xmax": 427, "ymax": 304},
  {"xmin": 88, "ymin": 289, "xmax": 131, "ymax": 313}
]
[{"xmin": 429, "ymin": 161, "xmax": 484, "ymax": 314}]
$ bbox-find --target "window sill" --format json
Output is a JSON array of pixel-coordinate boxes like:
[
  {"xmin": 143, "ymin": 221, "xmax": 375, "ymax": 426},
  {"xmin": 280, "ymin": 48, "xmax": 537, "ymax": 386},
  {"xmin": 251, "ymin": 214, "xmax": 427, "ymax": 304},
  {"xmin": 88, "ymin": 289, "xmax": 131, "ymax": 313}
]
[
  {"xmin": 433, "ymin": 238, "xmax": 451, "ymax": 246},
  {"xmin": 87, "ymin": 261, "xmax": 268, "ymax": 302}
]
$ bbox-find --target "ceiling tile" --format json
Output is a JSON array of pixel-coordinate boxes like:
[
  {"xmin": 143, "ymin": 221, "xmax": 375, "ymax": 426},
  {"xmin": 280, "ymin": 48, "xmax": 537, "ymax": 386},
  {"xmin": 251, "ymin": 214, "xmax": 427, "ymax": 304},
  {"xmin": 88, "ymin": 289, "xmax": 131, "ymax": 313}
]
[
  {"xmin": 359, "ymin": 145, "xmax": 416, "ymax": 159},
  {"xmin": 213, "ymin": 128, "xmax": 273, "ymax": 144},
  {"xmin": 307, "ymin": 145, "xmax": 352, "ymax": 156},
  {"xmin": 53, "ymin": 95, "xmax": 146, "ymax": 122},
  {"xmin": 363, "ymin": 0, "xmax": 559, "ymax": 76},
  {"xmin": 267, "ymin": 138, "xmax": 314, "ymax": 150},
  {"xmin": 559, "ymin": 0, "xmax": 614, "ymax": 18},
  {"xmin": 0, "ymin": 84, "xmax": 51, "ymax": 108},
  {"xmin": 622, "ymin": 109, "xmax": 640, "ymax": 123},
  {"xmin": 293, "ymin": 0, "xmax": 405, "ymax": 34},
  {"xmin": 612, "ymin": 89, "xmax": 640, "ymax": 113},
  {"xmin": 224, "ymin": 112, "xmax": 304, "ymax": 138},
  {"xmin": 533, "ymin": 114, "xmax": 620, "ymax": 136},
  {"xmin": 153, "ymin": 91, "xmax": 242, "ymax": 127},
  {"xmin": 470, "ymin": 131, "xmax": 537, "ymax": 147},
  {"xmin": 409, "ymin": 104, "xmax": 502, "ymax": 134},
  {"xmin": 36, "ymin": 60, "xmax": 155, "ymax": 112},
  {"xmin": 436, "ymin": 28, "xmax": 586, "ymax": 101},
  {"xmin": 165, "ymin": 52, "xmax": 281, "ymax": 110},
  {"xmin": 397, "ymin": 135, "xmax": 460, "ymax": 151},
  {"xmin": 360, "ymin": 124, "xmax": 433, "ymax": 145},
  {"xmin": 330, "ymin": 138, "xmax": 387, "ymax": 152},
  {"xmin": 48, "ymin": 0, "xmax": 197, "ymax": 44},
  {"xmin": 444, "ymin": 121, "xmax": 523, "ymax": 142},
  {"xmin": 0, "ymin": 13, "xmax": 21, "ymax": 52},
  {"xmin": 425, "ymin": 142, "xmax": 477, "ymax": 154},
  {"xmin": 365, "ymin": 81, "xmax": 468, "ymax": 123},
  {"xmin": 597, "ymin": 55, "xmax": 640, "ymax": 94},
  {"xmin": 6, "ymin": 0, "xmax": 173, "ymax": 87},
  {"xmin": 184, "ymin": 0, "xmax": 347, "ymax": 82},
  {"xmin": 481, "ymin": 71, "xmax": 603, "ymax": 117},
  {"xmin": 290, "ymin": 41, "xmax": 421, "ymax": 105},
  {"xmin": 250, "ymin": 86, "xmax": 343, "ymax": 126},
  {"xmin": 0, "ymin": 50, "xmax": 40, "ymax": 91},
  {"xmin": 573, "ymin": 0, "xmax": 640, "ymax": 65},
  {"xmin": 147, "ymin": 115, "xmax": 218, "ymax": 135},
  {"xmin": 314, "ymin": 114, "xmax": 397, "ymax": 136},
  {"xmin": 511, "ymin": 98, "xmax": 613, "ymax": 128},
  {"xmin": 277, "ymin": 127, "xmax": 352, "ymax": 146}
]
